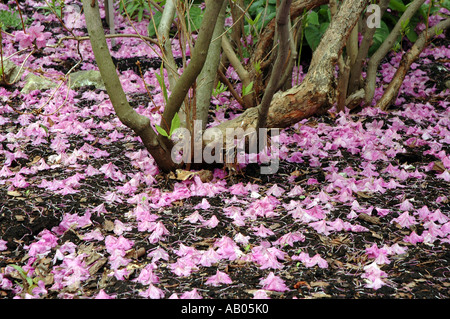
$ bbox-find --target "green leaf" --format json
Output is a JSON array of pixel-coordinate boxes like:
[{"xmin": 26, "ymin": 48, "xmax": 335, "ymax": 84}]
[
  {"xmin": 147, "ymin": 10, "xmax": 163, "ymax": 37},
  {"xmin": 39, "ymin": 124, "xmax": 49, "ymax": 134},
  {"xmin": 370, "ymin": 20, "xmax": 390, "ymax": 55},
  {"xmin": 389, "ymin": 0, "xmax": 406, "ymax": 12},
  {"xmin": 306, "ymin": 11, "xmax": 319, "ymax": 26},
  {"xmin": 406, "ymin": 29, "xmax": 418, "ymax": 42},
  {"xmin": 10, "ymin": 264, "xmax": 27, "ymax": 277},
  {"xmin": 187, "ymin": 6, "xmax": 203, "ymax": 31},
  {"xmin": 242, "ymin": 81, "xmax": 254, "ymax": 97},
  {"xmin": 170, "ymin": 112, "xmax": 181, "ymax": 136},
  {"xmin": 304, "ymin": 22, "xmax": 329, "ymax": 51},
  {"xmin": 155, "ymin": 125, "xmax": 169, "ymax": 137}
]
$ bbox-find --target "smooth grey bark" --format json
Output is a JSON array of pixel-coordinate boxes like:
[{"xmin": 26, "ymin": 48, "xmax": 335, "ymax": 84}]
[
  {"xmin": 160, "ymin": 0, "xmax": 226, "ymax": 135},
  {"xmin": 257, "ymin": 0, "xmax": 292, "ymax": 131},
  {"xmin": 347, "ymin": 0, "xmax": 390, "ymax": 95},
  {"xmin": 157, "ymin": 0, "xmax": 178, "ymax": 89},
  {"xmin": 82, "ymin": 0, "xmax": 176, "ymax": 172},
  {"xmin": 194, "ymin": 1, "xmax": 227, "ymax": 130},
  {"xmin": 364, "ymin": 0, "xmax": 426, "ymax": 106},
  {"xmin": 377, "ymin": 18, "xmax": 450, "ymax": 110}
]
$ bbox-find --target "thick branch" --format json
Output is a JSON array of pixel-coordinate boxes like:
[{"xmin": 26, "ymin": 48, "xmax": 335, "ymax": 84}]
[
  {"xmin": 364, "ymin": 0, "xmax": 426, "ymax": 106},
  {"xmin": 257, "ymin": 0, "xmax": 292, "ymax": 130},
  {"xmin": 157, "ymin": 0, "xmax": 178, "ymax": 89},
  {"xmin": 250, "ymin": 0, "xmax": 329, "ymax": 73},
  {"xmin": 206, "ymin": 0, "xmax": 370, "ymax": 146},
  {"xmin": 377, "ymin": 18, "xmax": 450, "ymax": 111},
  {"xmin": 160, "ymin": 0, "xmax": 226, "ymax": 133},
  {"xmin": 195, "ymin": 1, "xmax": 227, "ymax": 128},
  {"xmin": 82, "ymin": 0, "xmax": 176, "ymax": 172},
  {"xmin": 348, "ymin": 0, "xmax": 390, "ymax": 95}
]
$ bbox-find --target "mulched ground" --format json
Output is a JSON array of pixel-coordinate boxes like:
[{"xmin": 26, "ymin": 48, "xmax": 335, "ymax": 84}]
[{"xmin": 0, "ymin": 2, "xmax": 449, "ymax": 300}]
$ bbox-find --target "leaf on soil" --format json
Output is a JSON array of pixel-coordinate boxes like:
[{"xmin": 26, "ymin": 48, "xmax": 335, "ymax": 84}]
[
  {"xmin": 171, "ymin": 169, "xmax": 213, "ymax": 182},
  {"xmin": 358, "ymin": 213, "xmax": 381, "ymax": 225},
  {"xmin": 7, "ymin": 191, "xmax": 21, "ymax": 197}
]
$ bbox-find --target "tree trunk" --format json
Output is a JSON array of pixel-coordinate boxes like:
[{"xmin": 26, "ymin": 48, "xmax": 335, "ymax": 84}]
[
  {"xmin": 377, "ymin": 18, "xmax": 450, "ymax": 111},
  {"xmin": 206, "ymin": 0, "xmax": 369, "ymax": 146},
  {"xmin": 82, "ymin": 0, "xmax": 177, "ymax": 173}
]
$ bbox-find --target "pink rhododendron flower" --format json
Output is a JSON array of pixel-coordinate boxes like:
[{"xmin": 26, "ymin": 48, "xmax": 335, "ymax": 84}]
[
  {"xmin": 184, "ymin": 210, "xmax": 205, "ymax": 223},
  {"xmin": 134, "ymin": 264, "xmax": 159, "ymax": 285},
  {"xmin": 391, "ymin": 211, "xmax": 417, "ymax": 228},
  {"xmin": 114, "ymin": 220, "xmax": 132, "ymax": 235},
  {"xmin": 0, "ymin": 239, "xmax": 7, "ymax": 251},
  {"xmin": 253, "ymin": 290, "xmax": 271, "ymax": 299},
  {"xmin": 199, "ymin": 247, "xmax": 221, "ymax": 267},
  {"xmin": 194, "ymin": 198, "xmax": 211, "ymax": 209},
  {"xmin": 272, "ymin": 232, "xmax": 305, "ymax": 247},
  {"xmin": 214, "ymin": 236, "xmax": 241, "ymax": 261},
  {"xmin": 365, "ymin": 276, "xmax": 386, "ymax": 290},
  {"xmin": 292, "ymin": 252, "xmax": 328, "ymax": 268},
  {"xmin": 170, "ymin": 256, "xmax": 198, "ymax": 277},
  {"xmin": 139, "ymin": 284, "xmax": 165, "ymax": 299},
  {"xmin": 429, "ymin": 209, "xmax": 449, "ymax": 224},
  {"xmin": 253, "ymin": 224, "xmax": 275, "ymax": 238},
  {"xmin": 147, "ymin": 246, "xmax": 169, "ymax": 263},
  {"xmin": 205, "ymin": 270, "xmax": 232, "ymax": 286},
  {"xmin": 148, "ymin": 222, "xmax": 170, "ymax": 244},
  {"xmin": 229, "ymin": 182, "xmax": 248, "ymax": 195},
  {"xmin": 234, "ymin": 233, "xmax": 250, "ymax": 246},
  {"xmin": 404, "ymin": 231, "xmax": 423, "ymax": 245},
  {"xmin": 82, "ymin": 229, "xmax": 104, "ymax": 241},
  {"xmin": 309, "ymin": 220, "xmax": 333, "ymax": 235},
  {"xmin": 259, "ymin": 272, "xmax": 289, "ymax": 292},
  {"xmin": 436, "ymin": 170, "xmax": 450, "ymax": 181},
  {"xmin": 180, "ymin": 288, "xmax": 203, "ymax": 299},
  {"xmin": 399, "ymin": 199, "xmax": 414, "ymax": 211},
  {"xmin": 26, "ymin": 230, "xmax": 58, "ymax": 257},
  {"xmin": 31, "ymin": 280, "xmax": 47, "ymax": 297},
  {"xmin": 95, "ymin": 289, "xmax": 115, "ymax": 299},
  {"xmin": 362, "ymin": 262, "xmax": 387, "ymax": 290},
  {"xmin": 266, "ymin": 184, "xmax": 285, "ymax": 197},
  {"xmin": 105, "ymin": 235, "xmax": 134, "ymax": 253},
  {"xmin": 202, "ymin": 215, "xmax": 220, "ymax": 228},
  {"xmin": 15, "ymin": 23, "xmax": 51, "ymax": 49}
]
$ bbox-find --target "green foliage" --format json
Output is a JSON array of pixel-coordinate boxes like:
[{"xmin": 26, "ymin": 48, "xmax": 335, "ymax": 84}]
[
  {"xmin": 37, "ymin": 0, "xmax": 65, "ymax": 19},
  {"xmin": 242, "ymin": 81, "xmax": 254, "ymax": 97},
  {"xmin": 147, "ymin": 10, "xmax": 163, "ymax": 37},
  {"xmin": 186, "ymin": 5, "xmax": 203, "ymax": 31},
  {"xmin": 245, "ymin": 0, "xmax": 277, "ymax": 35},
  {"xmin": 213, "ymin": 81, "xmax": 227, "ymax": 97},
  {"xmin": 155, "ymin": 64, "xmax": 168, "ymax": 104},
  {"xmin": 301, "ymin": 0, "xmax": 447, "ymax": 55},
  {"xmin": 155, "ymin": 112, "xmax": 181, "ymax": 137},
  {"xmin": 304, "ymin": 5, "xmax": 330, "ymax": 51},
  {"xmin": 0, "ymin": 10, "xmax": 22, "ymax": 31},
  {"xmin": 120, "ymin": 0, "xmax": 153, "ymax": 22},
  {"xmin": 9, "ymin": 264, "xmax": 41, "ymax": 293}
]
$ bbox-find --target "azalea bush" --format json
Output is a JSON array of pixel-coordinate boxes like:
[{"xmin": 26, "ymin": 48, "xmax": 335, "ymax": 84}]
[{"xmin": 0, "ymin": 0, "xmax": 449, "ymax": 300}]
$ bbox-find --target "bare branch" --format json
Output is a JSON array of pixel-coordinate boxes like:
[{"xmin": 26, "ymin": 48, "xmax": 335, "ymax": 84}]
[{"xmin": 257, "ymin": 0, "xmax": 292, "ymax": 130}]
